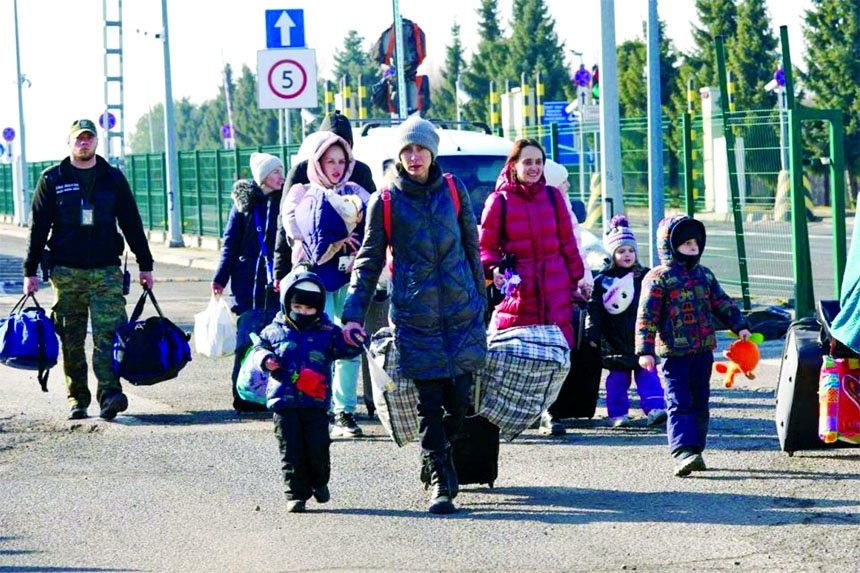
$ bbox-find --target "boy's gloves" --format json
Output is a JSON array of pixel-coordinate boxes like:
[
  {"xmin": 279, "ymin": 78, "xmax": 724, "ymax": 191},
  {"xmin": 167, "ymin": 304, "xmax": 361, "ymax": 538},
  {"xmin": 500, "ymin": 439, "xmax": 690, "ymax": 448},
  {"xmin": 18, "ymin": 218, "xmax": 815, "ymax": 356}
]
[{"xmin": 294, "ymin": 368, "xmax": 327, "ymax": 400}]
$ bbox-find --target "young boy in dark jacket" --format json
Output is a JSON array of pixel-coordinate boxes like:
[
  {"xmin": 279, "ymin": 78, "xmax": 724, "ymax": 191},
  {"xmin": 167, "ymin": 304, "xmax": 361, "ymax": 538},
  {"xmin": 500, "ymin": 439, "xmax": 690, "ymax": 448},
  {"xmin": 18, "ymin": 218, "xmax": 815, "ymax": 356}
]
[
  {"xmin": 636, "ymin": 215, "xmax": 750, "ymax": 477},
  {"xmin": 586, "ymin": 216, "xmax": 666, "ymax": 428},
  {"xmin": 251, "ymin": 268, "xmax": 362, "ymax": 512}
]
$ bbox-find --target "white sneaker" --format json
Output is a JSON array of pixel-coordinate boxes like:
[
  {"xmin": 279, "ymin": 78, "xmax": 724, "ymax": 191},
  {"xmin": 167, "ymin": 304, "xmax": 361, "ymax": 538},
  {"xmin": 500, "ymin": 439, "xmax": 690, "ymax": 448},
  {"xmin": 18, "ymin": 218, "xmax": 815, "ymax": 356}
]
[
  {"xmin": 646, "ymin": 409, "xmax": 668, "ymax": 427},
  {"xmin": 610, "ymin": 416, "xmax": 631, "ymax": 428}
]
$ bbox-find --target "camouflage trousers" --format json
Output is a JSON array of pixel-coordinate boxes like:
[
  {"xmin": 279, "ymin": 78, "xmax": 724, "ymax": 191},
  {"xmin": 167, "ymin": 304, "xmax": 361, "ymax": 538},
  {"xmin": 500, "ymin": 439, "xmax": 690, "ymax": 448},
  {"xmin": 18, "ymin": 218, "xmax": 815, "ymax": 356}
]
[{"xmin": 50, "ymin": 266, "xmax": 127, "ymax": 408}]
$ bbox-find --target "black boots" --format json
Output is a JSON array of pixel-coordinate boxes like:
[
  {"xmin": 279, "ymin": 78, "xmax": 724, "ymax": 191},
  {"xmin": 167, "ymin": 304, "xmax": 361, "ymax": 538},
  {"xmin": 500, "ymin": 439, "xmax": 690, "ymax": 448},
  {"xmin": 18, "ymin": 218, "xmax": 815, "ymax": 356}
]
[
  {"xmin": 420, "ymin": 444, "xmax": 459, "ymax": 499},
  {"xmin": 423, "ymin": 452, "xmax": 457, "ymax": 514}
]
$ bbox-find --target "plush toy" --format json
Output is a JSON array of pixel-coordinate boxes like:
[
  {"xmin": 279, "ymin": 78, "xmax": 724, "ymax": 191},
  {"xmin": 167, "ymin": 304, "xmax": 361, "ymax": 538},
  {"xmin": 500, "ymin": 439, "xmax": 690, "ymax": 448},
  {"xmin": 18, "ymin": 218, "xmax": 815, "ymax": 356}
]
[
  {"xmin": 293, "ymin": 368, "xmax": 327, "ymax": 400},
  {"xmin": 715, "ymin": 338, "xmax": 761, "ymax": 388}
]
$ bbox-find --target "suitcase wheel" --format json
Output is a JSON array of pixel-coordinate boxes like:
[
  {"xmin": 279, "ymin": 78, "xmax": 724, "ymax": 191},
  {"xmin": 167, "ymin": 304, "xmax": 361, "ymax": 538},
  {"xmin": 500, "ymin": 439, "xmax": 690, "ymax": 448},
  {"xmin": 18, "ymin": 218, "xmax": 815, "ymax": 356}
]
[
  {"xmin": 488, "ymin": 481, "xmax": 494, "ymax": 488},
  {"xmin": 787, "ymin": 451, "xmax": 794, "ymax": 457}
]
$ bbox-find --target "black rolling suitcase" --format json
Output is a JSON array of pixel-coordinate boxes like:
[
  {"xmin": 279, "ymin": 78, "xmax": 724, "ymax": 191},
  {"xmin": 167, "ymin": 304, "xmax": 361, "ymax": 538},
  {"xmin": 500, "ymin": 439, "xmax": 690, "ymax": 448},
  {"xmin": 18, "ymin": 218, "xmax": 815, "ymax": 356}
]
[
  {"xmin": 449, "ymin": 378, "xmax": 500, "ymax": 487},
  {"xmin": 775, "ymin": 317, "xmax": 826, "ymax": 455},
  {"xmin": 549, "ymin": 301, "xmax": 602, "ymax": 419}
]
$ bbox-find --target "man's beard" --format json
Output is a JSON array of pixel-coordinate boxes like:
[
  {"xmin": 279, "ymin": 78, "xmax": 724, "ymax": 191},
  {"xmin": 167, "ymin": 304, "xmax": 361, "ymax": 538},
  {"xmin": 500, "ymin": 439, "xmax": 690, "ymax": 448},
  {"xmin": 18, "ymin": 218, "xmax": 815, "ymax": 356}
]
[{"xmin": 73, "ymin": 148, "xmax": 96, "ymax": 162}]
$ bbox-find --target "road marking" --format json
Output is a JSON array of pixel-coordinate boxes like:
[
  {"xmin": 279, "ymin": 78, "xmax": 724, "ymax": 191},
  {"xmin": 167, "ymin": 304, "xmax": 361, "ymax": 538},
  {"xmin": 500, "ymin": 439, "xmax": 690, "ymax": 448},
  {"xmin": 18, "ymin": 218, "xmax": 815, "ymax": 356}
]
[{"xmin": 749, "ymin": 274, "xmax": 795, "ymax": 282}]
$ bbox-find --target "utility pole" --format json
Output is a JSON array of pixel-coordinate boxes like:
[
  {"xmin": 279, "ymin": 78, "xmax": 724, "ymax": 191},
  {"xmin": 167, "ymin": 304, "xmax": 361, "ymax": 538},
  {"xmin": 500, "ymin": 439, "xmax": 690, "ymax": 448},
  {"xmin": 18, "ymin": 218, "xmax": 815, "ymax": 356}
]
[
  {"xmin": 646, "ymin": 0, "xmax": 665, "ymax": 267},
  {"xmin": 599, "ymin": 0, "xmax": 624, "ymax": 232},
  {"xmin": 392, "ymin": 0, "xmax": 408, "ymax": 119},
  {"xmin": 161, "ymin": 0, "xmax": 183, "ymax": 247},
  {"xmin": 13, "ymin": 0, "xmax": 29, "ymax": 226}
]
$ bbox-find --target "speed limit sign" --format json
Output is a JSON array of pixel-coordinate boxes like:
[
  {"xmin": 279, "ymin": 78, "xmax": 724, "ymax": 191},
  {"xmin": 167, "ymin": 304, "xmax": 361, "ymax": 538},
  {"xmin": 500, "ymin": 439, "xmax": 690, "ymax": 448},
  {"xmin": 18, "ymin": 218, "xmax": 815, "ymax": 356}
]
[{"xmin": 257, "ymin": 48, "xmax": 317, "ymax": 109}]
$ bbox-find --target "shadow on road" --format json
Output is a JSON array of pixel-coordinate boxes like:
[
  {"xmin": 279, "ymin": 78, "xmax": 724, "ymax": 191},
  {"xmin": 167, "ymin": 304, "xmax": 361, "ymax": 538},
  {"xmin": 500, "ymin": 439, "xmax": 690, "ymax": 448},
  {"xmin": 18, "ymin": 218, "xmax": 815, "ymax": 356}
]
[{"xmin": 451, "ymin": 486, "xmax": 860, "ymax": 526}]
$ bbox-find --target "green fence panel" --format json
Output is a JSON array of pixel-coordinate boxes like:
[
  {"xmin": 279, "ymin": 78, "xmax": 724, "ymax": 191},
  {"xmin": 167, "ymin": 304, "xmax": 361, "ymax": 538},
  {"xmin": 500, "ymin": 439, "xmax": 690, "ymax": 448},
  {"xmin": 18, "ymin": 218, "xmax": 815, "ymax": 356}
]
[{"xmin": 0, "ymin": 164, "xmax": 12, "ymax": 217}]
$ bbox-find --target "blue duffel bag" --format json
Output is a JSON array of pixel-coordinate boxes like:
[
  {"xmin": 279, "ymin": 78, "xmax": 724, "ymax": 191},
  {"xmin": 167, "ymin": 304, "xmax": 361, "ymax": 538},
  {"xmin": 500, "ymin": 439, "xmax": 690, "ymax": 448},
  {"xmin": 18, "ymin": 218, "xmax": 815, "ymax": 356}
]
[
  {"xmin": 113, "ymin": 287, "xmax": 191, "ymax": 386},
  {"xmin": 0, "ymin": 293, "xmax": 60, "ymax": 391}
]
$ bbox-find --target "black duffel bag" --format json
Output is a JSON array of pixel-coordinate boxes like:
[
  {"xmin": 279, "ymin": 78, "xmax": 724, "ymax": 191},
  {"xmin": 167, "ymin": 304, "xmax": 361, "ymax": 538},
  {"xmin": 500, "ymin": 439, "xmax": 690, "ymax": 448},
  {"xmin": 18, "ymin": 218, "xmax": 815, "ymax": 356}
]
[{"xmin": 113, "ymin": 287, "xmax": 191, "ymax": 386}]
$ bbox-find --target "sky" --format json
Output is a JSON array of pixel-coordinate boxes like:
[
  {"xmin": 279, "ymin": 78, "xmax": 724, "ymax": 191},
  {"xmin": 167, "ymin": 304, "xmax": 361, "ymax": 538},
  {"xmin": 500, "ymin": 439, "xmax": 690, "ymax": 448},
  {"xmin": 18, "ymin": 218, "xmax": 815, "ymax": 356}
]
[{"xmin": 0, "ymin": 0, "xmax": 811, "ymax": 161}]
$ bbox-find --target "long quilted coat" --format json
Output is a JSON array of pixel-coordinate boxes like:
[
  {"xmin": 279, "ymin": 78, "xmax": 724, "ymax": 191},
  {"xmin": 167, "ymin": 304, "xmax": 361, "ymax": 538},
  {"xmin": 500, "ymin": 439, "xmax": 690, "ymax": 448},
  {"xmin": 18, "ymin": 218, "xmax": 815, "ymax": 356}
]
[
  {"xmin": 342, "ymin": 163, "xmax": 487, "ymax": 380},
  {"xmin": 479, "ymin": 169, "xmax": 584, "ymax": 347}
]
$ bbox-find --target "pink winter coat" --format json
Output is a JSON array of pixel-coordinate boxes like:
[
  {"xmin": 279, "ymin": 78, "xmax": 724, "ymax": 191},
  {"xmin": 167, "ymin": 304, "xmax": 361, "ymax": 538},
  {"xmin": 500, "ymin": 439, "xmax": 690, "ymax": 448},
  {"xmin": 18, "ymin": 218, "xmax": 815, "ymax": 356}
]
[{"xmin": 479, "ymin": 168, "xmax": 584, "ymax": 347}]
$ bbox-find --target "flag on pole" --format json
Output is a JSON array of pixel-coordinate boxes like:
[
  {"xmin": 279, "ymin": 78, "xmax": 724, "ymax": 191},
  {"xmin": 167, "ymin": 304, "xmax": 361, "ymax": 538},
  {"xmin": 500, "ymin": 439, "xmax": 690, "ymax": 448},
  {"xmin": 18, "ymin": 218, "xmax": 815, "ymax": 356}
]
[
  {"xmin": 456, "ymin": 81, "xmax": 472, "ymax": 105},
  {"xmin": 300, "ymin": 109, "xmax": 316, "ymax": 125}
]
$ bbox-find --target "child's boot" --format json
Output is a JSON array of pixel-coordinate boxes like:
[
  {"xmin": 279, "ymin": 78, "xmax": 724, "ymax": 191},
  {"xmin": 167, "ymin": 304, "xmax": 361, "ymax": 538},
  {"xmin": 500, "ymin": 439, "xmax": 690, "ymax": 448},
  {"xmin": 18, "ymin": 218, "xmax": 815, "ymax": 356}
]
[
  {"xmin": 286, "ymin": 500, "xmax": 306, "ymax": 513},
  {"xmin": 673, "ymin": 449, "xmax": 706, "ymax": 477},
  {"xmin": 425, "ymin": 453, "xmax": 457, "ymax": 514}
]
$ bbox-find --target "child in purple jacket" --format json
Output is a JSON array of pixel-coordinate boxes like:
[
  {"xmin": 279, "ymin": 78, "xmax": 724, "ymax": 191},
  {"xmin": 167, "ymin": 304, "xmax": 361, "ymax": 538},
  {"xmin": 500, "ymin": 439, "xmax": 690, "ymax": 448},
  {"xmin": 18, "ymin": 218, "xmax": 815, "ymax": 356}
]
[{"xmin": 636, "ymin": 216, "xmax": 750, "ymax": 477}]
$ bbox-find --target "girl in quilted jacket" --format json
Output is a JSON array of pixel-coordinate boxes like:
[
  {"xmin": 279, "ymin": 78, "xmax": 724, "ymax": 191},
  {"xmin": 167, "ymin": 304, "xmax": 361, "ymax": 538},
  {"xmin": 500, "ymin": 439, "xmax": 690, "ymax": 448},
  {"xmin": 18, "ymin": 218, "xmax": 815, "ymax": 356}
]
[
  {"xmin": 636, "ymin": 215, "xmax": 750, "ymax": 477},
  {"xmin": 251, "ymin": 268, "xmax": 362, "ymax": 513},
  {"xmin": 585, "ymin": 215, "xmax": 666, "ymax": 429},
  {"xmin": 282, "ymin": 133, "xmax": 371, "ymax": 438},
  {"xmin": 479, "ymin": 139, "xmax": 585, "ymax": 436}
]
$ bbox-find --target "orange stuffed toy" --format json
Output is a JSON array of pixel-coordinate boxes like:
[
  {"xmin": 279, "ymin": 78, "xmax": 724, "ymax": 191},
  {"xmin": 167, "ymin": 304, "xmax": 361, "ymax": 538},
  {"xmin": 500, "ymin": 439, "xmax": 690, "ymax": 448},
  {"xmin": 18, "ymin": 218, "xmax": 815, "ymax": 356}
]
[{"xmin": 714, "ymin": 339, "xmax": 760, "ymax": 388}]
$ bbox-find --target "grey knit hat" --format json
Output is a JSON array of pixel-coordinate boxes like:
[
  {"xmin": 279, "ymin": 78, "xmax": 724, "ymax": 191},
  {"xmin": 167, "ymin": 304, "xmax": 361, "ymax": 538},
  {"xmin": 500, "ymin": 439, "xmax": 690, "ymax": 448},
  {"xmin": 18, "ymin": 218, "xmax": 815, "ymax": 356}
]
[
  {"xmin": 250, "ymin": 152, "xmax": 284, "ymax": 186},
  {"xmin": 395, "ymin": 116, "xmax": 439, "ymax": 159}
]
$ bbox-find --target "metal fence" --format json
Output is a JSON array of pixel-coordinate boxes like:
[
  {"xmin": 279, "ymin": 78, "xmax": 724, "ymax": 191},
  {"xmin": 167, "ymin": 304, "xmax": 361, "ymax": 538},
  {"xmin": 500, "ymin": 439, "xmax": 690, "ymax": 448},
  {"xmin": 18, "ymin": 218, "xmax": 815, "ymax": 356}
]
[{"xmin": 0, "ymin": 112, "xmax": 848, "ymax": 307}]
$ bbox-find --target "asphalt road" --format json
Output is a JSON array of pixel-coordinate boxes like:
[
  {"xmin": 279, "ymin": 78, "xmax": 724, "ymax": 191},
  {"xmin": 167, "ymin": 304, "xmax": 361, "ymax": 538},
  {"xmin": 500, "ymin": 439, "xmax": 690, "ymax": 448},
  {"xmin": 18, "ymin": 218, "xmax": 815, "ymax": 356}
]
[{"xmin": 1, "ymin": 234, "xmax": 860, "ymax": 572}]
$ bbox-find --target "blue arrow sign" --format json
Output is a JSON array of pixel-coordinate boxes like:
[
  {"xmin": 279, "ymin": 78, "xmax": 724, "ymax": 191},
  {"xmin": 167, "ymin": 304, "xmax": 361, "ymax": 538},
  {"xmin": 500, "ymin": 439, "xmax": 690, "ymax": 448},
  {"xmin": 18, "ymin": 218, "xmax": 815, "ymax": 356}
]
[{"xmin": 266, "ymin": 9, "xmax": 305, "ymax": 48}]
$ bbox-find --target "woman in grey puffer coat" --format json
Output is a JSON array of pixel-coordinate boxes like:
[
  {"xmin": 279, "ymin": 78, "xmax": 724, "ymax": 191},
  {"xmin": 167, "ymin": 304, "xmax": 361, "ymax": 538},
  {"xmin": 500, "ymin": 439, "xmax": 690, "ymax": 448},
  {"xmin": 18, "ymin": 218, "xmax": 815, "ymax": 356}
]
[{"xmin": 342, "ymin": 117, "xmax": 487, "ymax": 515}]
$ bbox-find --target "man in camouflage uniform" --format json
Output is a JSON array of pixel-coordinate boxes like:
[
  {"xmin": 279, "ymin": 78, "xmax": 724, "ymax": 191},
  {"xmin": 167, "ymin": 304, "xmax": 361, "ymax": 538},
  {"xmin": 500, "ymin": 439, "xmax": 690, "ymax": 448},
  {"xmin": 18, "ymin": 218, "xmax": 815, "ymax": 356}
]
[{"xmin": 23, "ymin": 119, "xmax": 155, "ymax": 421}]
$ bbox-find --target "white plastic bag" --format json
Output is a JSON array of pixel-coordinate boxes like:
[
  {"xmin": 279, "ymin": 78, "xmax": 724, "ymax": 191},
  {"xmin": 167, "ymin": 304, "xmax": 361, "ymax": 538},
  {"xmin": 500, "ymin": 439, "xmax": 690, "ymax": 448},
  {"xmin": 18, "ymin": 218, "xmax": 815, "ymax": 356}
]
[{"xmin": 194, "ymin": 295, "xmax": 237, "ymax": 357}]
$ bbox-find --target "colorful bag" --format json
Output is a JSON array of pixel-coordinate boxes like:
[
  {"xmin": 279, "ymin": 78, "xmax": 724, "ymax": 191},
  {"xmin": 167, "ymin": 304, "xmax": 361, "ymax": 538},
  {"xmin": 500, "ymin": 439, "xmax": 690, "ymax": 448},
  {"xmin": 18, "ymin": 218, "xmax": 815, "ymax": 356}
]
[
  {"xmin": 113, "ymin": 288, "xmax": 192, "ymax": 386},
  {"xmin": 0, "ymin": 293, "xmax": 59, "ymax": 391},
  {"xmin": 818, "ymin": 356, "xmax": 860, "ymax": 444},
  {"xmin": 475, "ymin": 324, "xmax": 571, "ymax": 441},
  {"xmin": 235, "ymin": 333, "xmax": 269, "ymax": 406},
  {"xmin": 366, "ymin": 327, "xmax": 419, "ymax": 447}
]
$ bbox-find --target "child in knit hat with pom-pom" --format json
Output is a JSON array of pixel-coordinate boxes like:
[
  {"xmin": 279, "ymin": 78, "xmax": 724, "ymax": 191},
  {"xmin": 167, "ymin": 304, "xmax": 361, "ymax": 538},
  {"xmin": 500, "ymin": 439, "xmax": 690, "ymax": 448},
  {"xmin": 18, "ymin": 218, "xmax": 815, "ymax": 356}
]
[{"xmin": 584, "ymin": 215, "xmax": 667, "ymax": 428}]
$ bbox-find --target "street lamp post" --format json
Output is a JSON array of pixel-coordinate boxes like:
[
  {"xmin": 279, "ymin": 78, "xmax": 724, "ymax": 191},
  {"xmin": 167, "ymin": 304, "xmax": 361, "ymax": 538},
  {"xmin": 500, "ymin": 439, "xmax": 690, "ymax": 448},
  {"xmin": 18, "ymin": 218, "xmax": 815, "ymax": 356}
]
[
  {"xmin": 13, "ymin": 0, "xmax": 30, "ymax": 226},
  {"xmin": 161, "ymin": 0, "xmax": 183, "ymax": 247}
]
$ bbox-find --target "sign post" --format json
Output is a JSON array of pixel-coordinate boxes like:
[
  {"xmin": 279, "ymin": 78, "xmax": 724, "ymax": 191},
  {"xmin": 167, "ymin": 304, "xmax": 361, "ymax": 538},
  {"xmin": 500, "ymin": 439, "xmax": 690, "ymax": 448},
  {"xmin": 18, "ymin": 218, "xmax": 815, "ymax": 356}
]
[{"xmin": 257, "ymin": 49, "xmax": 318, "ymax": 110}]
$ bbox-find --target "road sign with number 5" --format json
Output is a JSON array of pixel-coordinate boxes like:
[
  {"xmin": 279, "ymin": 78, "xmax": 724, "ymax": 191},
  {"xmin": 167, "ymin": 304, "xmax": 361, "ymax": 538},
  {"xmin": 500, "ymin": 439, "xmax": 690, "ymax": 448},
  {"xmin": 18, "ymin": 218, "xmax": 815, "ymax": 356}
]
[{"xmin": 257, "ymin": 48, "xmax": 317, "ymax": 109}]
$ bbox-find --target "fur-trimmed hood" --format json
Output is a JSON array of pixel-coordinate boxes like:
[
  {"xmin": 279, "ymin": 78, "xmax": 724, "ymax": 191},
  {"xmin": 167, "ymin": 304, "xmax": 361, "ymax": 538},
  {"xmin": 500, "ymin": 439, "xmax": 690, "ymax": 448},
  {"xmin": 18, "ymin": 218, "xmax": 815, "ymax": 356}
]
[{"xmin": 231, "ymin": 179, "xmax": 265, "ymax": 214}]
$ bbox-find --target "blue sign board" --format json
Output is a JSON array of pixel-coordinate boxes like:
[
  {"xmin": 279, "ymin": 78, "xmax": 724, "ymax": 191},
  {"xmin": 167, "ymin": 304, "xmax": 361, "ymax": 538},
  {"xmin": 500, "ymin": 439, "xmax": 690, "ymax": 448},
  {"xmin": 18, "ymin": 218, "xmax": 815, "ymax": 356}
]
[
  {"xmin": 2, "ymin": 127, "xmax": 14, "ymax": 142},
  {"xmin": 266, "ymin": 9, "xmax": 305, "ymax": 48},
  {"xmin": 541, "ymin": 101, "xmax": 579, "ymax": 165},
  {"xmin": 221, "ymin": 124, "xmax": 233, "ymax": 139}
]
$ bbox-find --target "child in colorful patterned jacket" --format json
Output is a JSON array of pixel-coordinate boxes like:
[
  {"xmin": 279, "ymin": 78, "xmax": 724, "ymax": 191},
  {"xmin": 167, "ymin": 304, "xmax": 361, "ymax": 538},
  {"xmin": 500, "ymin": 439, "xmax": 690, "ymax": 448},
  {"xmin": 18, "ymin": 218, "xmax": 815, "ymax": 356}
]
[
  {"xmin": 635, "ymin": 215, "xmax": 750, "ymax": 478},
  {"xmin": 251, "ymin": 268, "xmax": 362, "ymax": 512}
]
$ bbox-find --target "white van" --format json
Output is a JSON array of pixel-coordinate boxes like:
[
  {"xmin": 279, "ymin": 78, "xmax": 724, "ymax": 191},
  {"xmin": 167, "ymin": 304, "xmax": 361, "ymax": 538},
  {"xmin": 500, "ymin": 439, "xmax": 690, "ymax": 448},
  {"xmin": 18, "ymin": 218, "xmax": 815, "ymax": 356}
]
[{"xmin": 350, "ymin": 120, "xmax": 512, "ymax": 221}]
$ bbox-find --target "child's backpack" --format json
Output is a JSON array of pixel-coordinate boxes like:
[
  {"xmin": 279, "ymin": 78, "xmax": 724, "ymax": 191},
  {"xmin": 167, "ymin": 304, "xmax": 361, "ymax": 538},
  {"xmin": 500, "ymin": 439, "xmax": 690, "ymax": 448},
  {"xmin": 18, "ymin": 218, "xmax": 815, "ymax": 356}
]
[
  {"xmin": 381, "ymin": 173, "xmax": 459, "ymax": 276},
  {"xmin": 0, "ymin": 293, "xmax": 59, "ymax": 391},
  {"xmin": 113, "ymin": 287, "xmax": 192, "ymax": 386}
]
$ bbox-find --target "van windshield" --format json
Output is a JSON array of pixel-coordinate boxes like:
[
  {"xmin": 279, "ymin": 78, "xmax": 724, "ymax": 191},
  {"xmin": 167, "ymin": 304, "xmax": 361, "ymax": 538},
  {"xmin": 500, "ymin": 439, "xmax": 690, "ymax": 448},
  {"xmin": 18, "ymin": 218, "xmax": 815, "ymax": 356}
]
[{"xmin": 435, "ymin": 155, "xmax": 508, "ymax": 220}]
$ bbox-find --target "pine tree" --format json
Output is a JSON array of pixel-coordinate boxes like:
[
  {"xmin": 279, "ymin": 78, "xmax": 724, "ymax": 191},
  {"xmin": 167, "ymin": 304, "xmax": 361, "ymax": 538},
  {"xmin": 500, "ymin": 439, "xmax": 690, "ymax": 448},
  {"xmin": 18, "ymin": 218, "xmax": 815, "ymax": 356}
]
[
  {"xmin": 331, "ymin": 30, "xmax": 379, "ymax": 101},
  {"xmin": 617, "ymin": 38, "xmax": 647, "ymax": 118},
  {"xmin": 432, "ymin": 22, "xmax": 467, "ymax": 121},
  {"xmin": 801, "ymin": 0, "xmax": 860, "ymax": 183},
  {"xmin": 461, "ymin": 0, "xmax": 508, "ymax": 123},
  {"xmin": 503, "ymin": 0, "xmax": 571, "ymax": 102},
  {"xmin": 728, "ymin": 0, "xmax": 778, "ymax": 110},
  {"xmin": 688, "ymin": 0, "xmax": 738, "ymax": 91}
]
